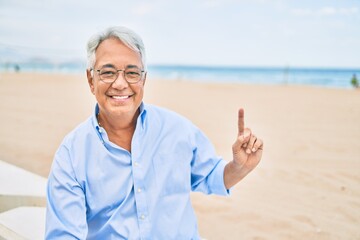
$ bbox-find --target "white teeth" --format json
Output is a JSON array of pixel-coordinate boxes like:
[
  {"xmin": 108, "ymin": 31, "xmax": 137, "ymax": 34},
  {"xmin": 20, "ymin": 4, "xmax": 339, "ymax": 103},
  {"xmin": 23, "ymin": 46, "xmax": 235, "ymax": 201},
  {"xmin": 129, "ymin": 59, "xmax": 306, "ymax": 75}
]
[{"xmin": 112, "ymin": 95, "xmax": 129, "ymax": 99}]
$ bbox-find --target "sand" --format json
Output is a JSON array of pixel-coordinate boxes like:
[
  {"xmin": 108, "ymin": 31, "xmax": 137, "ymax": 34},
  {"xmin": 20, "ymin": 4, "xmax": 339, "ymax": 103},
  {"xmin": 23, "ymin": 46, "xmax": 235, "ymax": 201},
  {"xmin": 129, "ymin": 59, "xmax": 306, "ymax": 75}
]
[{"xmin": 0, "ymin": 72, "xmax": 359, "ymax": 239}]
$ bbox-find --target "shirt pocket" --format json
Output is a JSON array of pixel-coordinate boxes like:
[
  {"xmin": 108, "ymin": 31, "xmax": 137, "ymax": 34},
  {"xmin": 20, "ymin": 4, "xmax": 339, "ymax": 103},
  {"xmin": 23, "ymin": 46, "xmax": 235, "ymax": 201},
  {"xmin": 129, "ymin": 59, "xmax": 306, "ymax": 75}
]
[{"xmin": 153, "ymin": 152, "xmax": 191, "ymax": 196}]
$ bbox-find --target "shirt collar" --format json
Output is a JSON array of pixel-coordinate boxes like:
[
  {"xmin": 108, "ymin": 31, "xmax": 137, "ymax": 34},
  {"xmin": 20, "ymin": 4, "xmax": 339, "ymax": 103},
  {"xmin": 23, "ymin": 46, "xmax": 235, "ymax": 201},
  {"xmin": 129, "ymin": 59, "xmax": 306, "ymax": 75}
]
[
  {"xmin": 93, "ymin": 104, "xmax": 100, "ymax": 129},
  {"xmin": 138, "ymin": 102, "xmax": 147, "ymax": 129}
]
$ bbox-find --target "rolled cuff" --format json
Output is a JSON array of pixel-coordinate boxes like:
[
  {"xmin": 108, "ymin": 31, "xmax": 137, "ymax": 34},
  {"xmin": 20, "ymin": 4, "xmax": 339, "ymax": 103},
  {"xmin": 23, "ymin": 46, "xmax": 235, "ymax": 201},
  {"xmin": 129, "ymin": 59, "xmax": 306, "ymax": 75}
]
[{"xmin": 208, "ymin": 159, "xmax": 231, "ymax": 196}]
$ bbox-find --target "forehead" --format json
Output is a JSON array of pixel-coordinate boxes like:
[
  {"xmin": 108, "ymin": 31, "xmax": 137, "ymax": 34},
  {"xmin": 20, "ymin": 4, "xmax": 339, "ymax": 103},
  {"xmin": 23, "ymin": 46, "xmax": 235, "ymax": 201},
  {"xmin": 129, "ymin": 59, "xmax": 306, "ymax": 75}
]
[{"xmin": 95, "ymin": 38, "xmax": 142, "ymax": 68}]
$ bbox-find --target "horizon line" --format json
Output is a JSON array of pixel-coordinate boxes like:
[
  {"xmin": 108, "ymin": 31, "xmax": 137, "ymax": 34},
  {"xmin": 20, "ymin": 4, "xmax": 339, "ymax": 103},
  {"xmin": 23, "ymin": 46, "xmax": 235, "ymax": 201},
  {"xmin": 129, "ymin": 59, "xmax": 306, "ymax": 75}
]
[{"xmin": 0, "ymin": 61, "xmax": 359, "ymax": 71}]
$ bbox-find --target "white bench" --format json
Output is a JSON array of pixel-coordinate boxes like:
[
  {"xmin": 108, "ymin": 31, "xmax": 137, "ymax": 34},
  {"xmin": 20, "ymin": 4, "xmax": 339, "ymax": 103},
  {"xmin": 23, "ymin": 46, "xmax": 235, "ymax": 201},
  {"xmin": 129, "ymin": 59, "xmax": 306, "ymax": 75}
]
[
  {"xmin": 0, "ymin": 160, "xmax": 47, "ymax": 213},
  {"xmin": 0, "ymin": 160, "xmax": 47, "ymax": 239},
  {"xmin": 0, "ymin": 206, "xmax": 46, "ymax": 240}
]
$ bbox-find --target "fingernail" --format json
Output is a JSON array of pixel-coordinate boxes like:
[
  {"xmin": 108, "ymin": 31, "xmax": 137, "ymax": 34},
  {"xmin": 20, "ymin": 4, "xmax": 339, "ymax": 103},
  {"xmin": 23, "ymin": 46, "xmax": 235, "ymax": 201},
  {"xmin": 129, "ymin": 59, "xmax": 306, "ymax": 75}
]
[
  {"xmin": 252, "ymin": 148, "xmax": 256, "ymax": 152},
  {"xmin": 246, "ymin": 149, "xmax": 251, "ymax": 154}
]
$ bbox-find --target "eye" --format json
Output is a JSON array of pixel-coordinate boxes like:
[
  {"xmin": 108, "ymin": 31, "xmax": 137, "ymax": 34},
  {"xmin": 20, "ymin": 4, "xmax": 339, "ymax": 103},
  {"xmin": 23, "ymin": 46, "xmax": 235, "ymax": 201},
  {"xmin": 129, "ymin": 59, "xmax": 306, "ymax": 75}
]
[
  {"xmin": 100, "ymin": 69, "xmax": 116, "ymax": 77},
  {"xmin": 126, "ymin": 71, "xmax": 141, "ymax": 78}
]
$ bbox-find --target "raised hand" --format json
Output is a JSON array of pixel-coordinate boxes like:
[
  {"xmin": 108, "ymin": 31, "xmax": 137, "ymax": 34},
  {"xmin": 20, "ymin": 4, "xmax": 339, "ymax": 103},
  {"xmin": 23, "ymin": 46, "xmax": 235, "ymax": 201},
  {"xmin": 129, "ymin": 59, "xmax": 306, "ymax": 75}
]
[{"xmin": 224, "ymin": 108, "xmax": 263, "ymax": 189}]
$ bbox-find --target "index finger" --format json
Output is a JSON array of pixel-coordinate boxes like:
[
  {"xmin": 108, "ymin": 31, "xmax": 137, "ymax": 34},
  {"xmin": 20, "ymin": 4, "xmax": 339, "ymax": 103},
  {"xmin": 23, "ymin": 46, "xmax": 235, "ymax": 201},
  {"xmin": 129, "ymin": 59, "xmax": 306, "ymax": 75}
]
[{"xmin": 238, "ymin": 108, "xmax": 245, "ymax": 135}]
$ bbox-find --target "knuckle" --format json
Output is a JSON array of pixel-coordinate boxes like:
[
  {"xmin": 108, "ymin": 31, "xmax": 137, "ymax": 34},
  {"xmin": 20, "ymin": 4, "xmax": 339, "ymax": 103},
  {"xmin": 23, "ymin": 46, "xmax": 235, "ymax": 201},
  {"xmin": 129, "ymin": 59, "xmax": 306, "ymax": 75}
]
[{"xmin": 257, "ymin": 140, "xmax": 264, "ymax": 148}]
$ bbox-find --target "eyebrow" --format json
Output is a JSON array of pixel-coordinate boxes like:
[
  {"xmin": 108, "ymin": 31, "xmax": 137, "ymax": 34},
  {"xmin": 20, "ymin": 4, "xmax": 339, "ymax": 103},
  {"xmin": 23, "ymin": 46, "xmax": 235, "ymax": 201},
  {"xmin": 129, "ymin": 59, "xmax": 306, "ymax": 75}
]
[
  {"xmin": 101, "ymin": 63, "xmax": 116, "ymax": 69},
  {"xmin": 126, "ymin": 64, "xmax": 141, "ymax": 69}
]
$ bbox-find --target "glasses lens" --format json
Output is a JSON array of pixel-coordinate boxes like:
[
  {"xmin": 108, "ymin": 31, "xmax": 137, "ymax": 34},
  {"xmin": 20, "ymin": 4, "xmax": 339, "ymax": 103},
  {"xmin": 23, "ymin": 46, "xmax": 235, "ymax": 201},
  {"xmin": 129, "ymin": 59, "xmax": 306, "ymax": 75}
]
[
  {"xmin": 99, "ymin": 67, "xmax": 117, "ymax": 83},
  {"xmin": 125, "ymin": 67, "xmax": 142, "ymax": 83}
]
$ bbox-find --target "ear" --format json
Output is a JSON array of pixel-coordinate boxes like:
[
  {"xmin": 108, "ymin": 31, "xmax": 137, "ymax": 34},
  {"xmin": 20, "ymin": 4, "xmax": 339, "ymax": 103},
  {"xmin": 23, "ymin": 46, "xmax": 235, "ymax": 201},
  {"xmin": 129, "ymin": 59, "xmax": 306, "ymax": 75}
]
[
  {"xmin": 142, "ymin": 72, "xmax": 147, "ymax": 86},
  {"xmin": 86, "ymin": 69, "xmax": 95, "ymax": 95}
]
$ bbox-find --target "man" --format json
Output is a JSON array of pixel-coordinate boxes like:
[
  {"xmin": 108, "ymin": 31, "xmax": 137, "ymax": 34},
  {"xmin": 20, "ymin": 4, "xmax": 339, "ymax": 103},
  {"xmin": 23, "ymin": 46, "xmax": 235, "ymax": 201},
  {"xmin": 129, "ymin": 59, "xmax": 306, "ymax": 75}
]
[{"xmin": 46, "ymin": 26, "xmax": 263, "ymax": 239}]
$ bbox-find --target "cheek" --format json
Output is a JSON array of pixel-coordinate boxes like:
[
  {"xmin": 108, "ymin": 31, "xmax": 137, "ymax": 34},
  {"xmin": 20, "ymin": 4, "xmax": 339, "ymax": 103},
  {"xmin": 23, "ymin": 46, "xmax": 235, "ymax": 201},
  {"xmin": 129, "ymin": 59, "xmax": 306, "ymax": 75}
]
[
  {"xmin": 133, "ymin": 83, "xmax": 145, "ymax": 95},
  {"xmin": 137, "ymin": 87, "xmax": 145, "ymax": 97},
  {"xmin": 93, "ymin": 84, "xmax": 107, "ymax": 97}
]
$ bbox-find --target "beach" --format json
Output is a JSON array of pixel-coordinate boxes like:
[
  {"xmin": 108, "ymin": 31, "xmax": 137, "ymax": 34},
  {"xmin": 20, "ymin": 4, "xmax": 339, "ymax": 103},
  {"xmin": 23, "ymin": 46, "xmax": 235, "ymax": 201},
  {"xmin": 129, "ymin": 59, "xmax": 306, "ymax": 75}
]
[{"xmin": 0, "ymin": 72, "xmax": 359, "ymax": 239}]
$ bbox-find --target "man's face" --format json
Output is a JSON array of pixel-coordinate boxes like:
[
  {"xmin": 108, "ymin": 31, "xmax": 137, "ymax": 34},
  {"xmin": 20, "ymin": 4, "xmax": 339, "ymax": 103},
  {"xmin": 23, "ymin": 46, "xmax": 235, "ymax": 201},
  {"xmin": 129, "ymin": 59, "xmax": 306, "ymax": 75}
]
[{"xmin": 87, "ymin": 38, "xmax": 146, "ymax": 119}]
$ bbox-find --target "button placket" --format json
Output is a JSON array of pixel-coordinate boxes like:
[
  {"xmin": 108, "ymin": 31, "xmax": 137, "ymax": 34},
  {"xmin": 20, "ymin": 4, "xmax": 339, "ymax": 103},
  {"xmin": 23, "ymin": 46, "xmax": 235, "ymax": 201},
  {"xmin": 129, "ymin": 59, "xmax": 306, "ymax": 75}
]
[{"xmin": 131, "ymin": 125, "xmax": 150, "ymax": 238}]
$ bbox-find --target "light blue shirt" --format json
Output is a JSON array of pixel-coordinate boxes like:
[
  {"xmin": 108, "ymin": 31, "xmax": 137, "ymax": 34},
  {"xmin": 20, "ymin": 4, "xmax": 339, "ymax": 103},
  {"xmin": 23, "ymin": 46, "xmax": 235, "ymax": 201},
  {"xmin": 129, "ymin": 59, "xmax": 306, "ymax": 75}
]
[{"xmin": 46, "ymin": 103, "xmax": 229, "ymax": 239}]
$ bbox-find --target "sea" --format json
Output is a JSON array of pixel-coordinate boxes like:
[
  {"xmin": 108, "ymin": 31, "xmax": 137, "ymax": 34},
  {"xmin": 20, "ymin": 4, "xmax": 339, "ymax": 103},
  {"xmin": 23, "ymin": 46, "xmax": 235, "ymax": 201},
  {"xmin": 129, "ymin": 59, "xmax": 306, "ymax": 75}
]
[{"xmin": 1, "ymin": 62, "xmax": 359, "ymax": 89}]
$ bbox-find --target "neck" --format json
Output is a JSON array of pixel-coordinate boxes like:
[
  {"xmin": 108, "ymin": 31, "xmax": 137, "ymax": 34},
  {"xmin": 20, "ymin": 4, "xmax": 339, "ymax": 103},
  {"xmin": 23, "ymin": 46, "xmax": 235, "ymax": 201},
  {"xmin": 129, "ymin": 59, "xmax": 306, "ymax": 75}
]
[
  {"xmin": 97, "ymin": 109, "xmax": 140, "ymax": 152},
  {"xmin": 98, "ymin": 109, "xmax": 139, "ymax": 130}
]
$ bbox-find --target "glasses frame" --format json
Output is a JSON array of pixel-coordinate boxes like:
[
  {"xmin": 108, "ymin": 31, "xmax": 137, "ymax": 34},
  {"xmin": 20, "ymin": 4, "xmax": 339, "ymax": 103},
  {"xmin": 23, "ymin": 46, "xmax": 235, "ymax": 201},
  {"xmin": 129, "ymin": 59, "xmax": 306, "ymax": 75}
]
[{"xmin": 91, "ymin": 65, "xmax": 145, "ymax": 84}]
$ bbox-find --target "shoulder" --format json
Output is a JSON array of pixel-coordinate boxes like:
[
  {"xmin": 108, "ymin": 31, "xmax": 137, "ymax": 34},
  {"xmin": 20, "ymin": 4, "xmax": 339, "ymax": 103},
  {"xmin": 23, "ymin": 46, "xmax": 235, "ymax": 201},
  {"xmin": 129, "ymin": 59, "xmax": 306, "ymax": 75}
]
[
  {"xmin": 53, "ymin": 116, "xmax": 96, "ymax": 172},
  {"xmin": 60, "ymin": 116, "xmax": 94, "ymax": 148},
  {"xmin": 144, "ymin": 104, "xmax": 195, "ymax": 128}
]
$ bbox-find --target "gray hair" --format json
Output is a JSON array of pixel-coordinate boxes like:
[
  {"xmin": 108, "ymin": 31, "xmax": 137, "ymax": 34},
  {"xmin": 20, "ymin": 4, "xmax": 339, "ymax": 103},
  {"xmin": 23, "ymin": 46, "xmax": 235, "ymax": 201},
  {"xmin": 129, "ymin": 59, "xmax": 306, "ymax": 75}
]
[{"xmin": 86, "ymin": 26, "xmax": 147, "ymax": 71}]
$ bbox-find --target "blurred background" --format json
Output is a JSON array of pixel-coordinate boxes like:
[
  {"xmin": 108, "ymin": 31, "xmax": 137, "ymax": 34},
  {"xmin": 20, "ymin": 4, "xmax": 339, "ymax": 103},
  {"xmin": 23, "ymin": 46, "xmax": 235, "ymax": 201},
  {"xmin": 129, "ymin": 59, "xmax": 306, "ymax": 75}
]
[{"xmin": 0, "ymin": 0, "xmax": 359, "ymax": 87}]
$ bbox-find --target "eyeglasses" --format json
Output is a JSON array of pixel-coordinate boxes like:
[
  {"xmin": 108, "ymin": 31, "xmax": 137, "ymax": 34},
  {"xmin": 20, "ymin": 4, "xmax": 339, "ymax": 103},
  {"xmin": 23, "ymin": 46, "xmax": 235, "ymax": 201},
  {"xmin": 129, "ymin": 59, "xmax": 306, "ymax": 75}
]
[{"xmin": 92, "ymin": 65, "xmax": 145, "ymax": 84}]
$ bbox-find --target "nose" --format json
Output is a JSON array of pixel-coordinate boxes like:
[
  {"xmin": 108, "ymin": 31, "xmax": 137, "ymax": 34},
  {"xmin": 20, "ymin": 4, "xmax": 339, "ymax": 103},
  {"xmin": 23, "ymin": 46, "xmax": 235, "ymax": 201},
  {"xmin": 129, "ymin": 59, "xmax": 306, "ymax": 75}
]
[{"xmin": 111, "ymin": 71, "xmax": 128, "ymax": 89}]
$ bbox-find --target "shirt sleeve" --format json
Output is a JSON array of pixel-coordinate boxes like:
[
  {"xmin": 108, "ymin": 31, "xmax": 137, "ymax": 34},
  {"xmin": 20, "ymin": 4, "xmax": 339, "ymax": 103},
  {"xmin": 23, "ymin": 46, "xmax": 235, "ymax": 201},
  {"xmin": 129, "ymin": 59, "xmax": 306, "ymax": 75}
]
[
  {"xmin": 190, "ymin": 126, "xmax": 230, "ymax": 196},
  {"xmin": 45, "ymin": 144, "xmax": 88, "ymax": 239}
]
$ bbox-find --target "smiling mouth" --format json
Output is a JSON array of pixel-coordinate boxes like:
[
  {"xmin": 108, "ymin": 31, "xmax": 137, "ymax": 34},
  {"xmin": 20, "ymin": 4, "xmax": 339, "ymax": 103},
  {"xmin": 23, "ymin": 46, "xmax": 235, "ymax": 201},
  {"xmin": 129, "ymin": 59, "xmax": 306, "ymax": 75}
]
[{"xmin": 110, "ymin": 95, "xmax": 133, "ymax": 99}]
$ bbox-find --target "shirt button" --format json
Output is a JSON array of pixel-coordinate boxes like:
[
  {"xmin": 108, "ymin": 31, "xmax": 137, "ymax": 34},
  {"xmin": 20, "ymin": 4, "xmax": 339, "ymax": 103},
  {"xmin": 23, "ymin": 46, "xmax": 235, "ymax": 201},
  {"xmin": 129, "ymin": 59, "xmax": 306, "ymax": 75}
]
[
  {"xmin": 134, "ymin": 162, "xmax": 139, "ymax": 167},
  {"xmin": 140, "ymin": 214, "xmax": 145, "ymax": 220},
  {"xmin": 137, "ymin": 188, "xmax": 142, "ymax": 193}
]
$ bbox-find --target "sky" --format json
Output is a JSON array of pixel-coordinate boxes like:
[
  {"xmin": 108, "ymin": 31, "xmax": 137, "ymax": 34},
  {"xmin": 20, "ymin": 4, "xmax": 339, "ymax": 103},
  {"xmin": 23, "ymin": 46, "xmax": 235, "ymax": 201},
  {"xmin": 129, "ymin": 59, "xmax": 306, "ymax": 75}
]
[{"xmin": 0, "ymin": 0, "xmax": 359, "ymax": 68}]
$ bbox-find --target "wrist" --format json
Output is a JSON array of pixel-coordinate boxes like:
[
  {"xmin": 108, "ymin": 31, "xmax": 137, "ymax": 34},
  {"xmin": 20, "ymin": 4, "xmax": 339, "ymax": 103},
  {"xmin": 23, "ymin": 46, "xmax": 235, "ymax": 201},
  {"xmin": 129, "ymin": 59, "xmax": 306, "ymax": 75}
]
[{"xmin": 231, "ymin": 159, "xmax": 244, "ymax": 170}]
